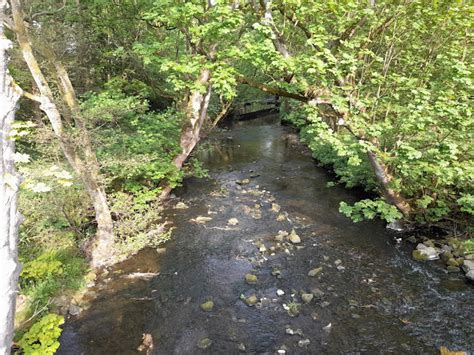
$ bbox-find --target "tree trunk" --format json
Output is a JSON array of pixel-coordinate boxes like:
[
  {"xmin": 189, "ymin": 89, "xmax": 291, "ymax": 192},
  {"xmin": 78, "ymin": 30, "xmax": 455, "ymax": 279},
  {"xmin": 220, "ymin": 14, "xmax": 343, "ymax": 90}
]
[
  {"xmin": 11, "ymin": 0, "xmax": 115, "ymax": 267},
  {"xmin": 160, "ymin": 69, "xmax": 212, "ymax": 200},
  {"xmin": 0, "ymin": 1, "xmax": 22, "ymax": 351},
  {"xmin": 367, "ymin": 151, "xmax": 411, "ymax": 217}
]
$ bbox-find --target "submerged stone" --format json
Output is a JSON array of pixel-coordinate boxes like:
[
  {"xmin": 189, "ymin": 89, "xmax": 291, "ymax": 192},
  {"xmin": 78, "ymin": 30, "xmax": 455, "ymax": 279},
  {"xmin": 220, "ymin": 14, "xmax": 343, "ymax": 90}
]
[
  {"xmin": 245, "ymin": 295, "xmax": 258, "ymax": 306},
  {"xmin": 308, "ymin": 267, "xmax": 323, "ymax": 277},
  {"xmin": 228, "ymin": 218, "xmax": 239, "ymax": 226},
  {"xmin": 175, "ymin": 202, "xmax": 189, "ymax": 209},
  {"xmin": 245, "ymin": 274, "xmax": 258, "ymax": 284},
  {"xmin": 289, "ymin": 229, "xmax": 301, "ymax": 244},
  {"xmin": 200, "ymin": 300, "xmax": 214, "ymax": 312},
  {"xmin": 301, "ymin": 293, "xmax": 314, "ymax": 304},
  {"xmin": 447, "ymin": 266, "xmax": 461, "ymax": 273},
  {"xmin": 298, "ymin": 339, "xmax": 311, "ymax": 347},
  {"xmin": 236, "ymin": 178, "xmax": 250, "ymax": 185},
  {"xmin": 193, "ymin": 216, "xmax": 212, "ymax": 224},
  {"xmin": 197, "ymin": 338, "xmax": 212, "ymax": 349}
]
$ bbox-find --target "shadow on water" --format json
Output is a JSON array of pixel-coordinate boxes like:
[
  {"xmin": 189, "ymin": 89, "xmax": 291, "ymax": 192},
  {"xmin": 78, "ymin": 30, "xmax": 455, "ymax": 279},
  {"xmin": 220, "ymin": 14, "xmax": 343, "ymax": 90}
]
[{"xmin": 59, "ymin": 115, "xmax": 473, "ymax": 354}]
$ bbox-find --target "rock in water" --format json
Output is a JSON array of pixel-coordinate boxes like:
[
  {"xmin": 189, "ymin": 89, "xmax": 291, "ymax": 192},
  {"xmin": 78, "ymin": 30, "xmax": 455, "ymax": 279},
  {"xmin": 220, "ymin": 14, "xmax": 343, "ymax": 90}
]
[
  {"xmin": 200, "ymin": 300, "xmax": 214, "ymax": 312},
  {"xmin": 447, "ymin": 266, "xmax": 461, "ymax": 273},
  {"xmin": 197, "ymin": 338, "xmax": 212, "ymax": 349},
  {"xmin": 462, "ymin": 260, "xmax": 474, "ymax": 273},
  {"xmin": 275, "ymin": 230, "xmax": 288, "ymax": 242},
  {"xmin": 462, "ymin": 260, "xmax": 474, "ymax": 281},
  {"xmin": 236, "ymin": 179, "xmax": 250, "ymax": 185},
  {"xmin": 245, "ymin": 295, "xmax": 258, "ymax": 306},
  {"xmin": 298, "ymin": 339, "xmax": 311, "ymax": 348},
  {"xmin": 308, "ymin": 267, "xmax": 323, "ymax": 277},
  {"xmin": 413, "ymin": 243, "xmax": 440, "ymax": 261},
  {"xmin": 228, "ymin": 218, "xmax": 239, "ymax": 226},
  {"xmin": 289, "ymin": 229, "xmax": 301, "ymax": 244},
  {"xmin": 245, "ymin": 274, "xmax": 257, "ymax": 284},
  {"xmin": 193, "ymin": 216, "xmax": 213, "ymax": 224},
  {"xmin": 175, "ymin": 202, "xmax": 189, "ymax": 209},
  {"xmin": 301, "ymin": 293, "xmax": 314, "ymax": 304},
  {"xmin": 68, "ymin": 304, "xmax": 82, "ymax": 316}
]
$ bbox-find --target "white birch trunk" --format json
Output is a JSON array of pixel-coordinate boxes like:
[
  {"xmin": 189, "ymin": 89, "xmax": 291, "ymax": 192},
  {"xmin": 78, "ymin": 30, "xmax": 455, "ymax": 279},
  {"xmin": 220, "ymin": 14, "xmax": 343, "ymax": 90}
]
[{"xmin": 0, "ymin": 0, "xmax": 22, "ymax": 352}]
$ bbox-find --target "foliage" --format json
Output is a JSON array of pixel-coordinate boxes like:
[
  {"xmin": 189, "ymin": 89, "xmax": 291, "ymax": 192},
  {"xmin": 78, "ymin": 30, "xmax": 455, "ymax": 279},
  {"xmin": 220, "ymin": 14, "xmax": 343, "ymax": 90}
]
[
  {"xmin": 18, "ymin": 247, "xmax": 87, "ymax": 318},
  {"xmin": 464, "ymin": 239, "xmax": 474, "ymax": 255},
  {"xmin": 20, "ymin": 252, "xmax": 64, "ymax": 286},
  {"xmin": 18, "ymin": 313, "xmax": 64, "ymax": 355},
  {"xmin": 339, "ymin": 199, "xmax": 403, "ymax": 223},
  {"xmin": 110, "ymin": 191, "xmax": 172, "ymax": 259},
  {"xmin": 81, "ymin": 81, "xmax": 183, "ymax": 193},
  {"xmin": 246, "ymin": 1, "xmax": 473, "ymax": 226}
]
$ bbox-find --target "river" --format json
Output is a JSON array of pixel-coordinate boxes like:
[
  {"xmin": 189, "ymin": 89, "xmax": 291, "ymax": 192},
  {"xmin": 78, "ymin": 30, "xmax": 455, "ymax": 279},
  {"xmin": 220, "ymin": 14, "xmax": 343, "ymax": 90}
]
[{"xmin": 58, "ymin": 115, "xmax": 473, "ymax": 354}]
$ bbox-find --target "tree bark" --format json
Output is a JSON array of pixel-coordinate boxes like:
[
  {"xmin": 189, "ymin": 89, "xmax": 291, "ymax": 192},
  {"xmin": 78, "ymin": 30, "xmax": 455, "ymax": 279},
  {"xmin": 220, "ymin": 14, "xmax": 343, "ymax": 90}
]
[
  {"xmin": 367, "ymin": 151, "xmax": 411, "ymax": 216},
  {"xmin": 160, "ymin": 69, "xmax": 212, "ymax": 200},
  {"xmin": 0, "ymin": 1, "xmax": 22, "ymax": 351},
  {"xmin": 11, "ymin": 0, "xmax": 115, "ymax": 267}
]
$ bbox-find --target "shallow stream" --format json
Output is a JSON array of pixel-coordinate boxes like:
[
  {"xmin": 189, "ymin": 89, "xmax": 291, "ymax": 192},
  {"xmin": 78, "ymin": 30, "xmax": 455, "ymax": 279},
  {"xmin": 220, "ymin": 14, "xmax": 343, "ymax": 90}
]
[{"xmin": 59, "ymin": 115, "xmax": 473, "ymax": 354}]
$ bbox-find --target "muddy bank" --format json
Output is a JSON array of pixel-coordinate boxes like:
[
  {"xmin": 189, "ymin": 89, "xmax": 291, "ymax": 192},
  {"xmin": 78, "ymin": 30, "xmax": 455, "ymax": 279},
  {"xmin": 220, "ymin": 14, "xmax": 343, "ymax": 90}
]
[{"xmin": 59, "ymin": 115, "xmax": 473, "ymax": 354}]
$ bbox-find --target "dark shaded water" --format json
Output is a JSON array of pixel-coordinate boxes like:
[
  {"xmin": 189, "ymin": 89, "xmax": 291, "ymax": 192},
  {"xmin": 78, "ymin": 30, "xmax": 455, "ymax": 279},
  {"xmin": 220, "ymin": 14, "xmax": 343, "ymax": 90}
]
[{"xmin": 59, "ymin": 116, "xmax": 473, "ymax": 354}]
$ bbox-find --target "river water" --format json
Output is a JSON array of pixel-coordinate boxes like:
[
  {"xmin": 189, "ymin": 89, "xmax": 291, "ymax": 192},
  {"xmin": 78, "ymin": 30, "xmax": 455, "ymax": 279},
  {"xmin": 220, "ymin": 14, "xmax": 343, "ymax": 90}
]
[{"xmin": 59, "ymin": 115, "xmax": 473, "ymax": 354}]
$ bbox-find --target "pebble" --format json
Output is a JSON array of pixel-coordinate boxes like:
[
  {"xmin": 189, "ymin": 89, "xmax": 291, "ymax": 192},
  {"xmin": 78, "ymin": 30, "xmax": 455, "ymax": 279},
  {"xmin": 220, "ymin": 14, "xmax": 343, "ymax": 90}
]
[
  {"xmin": 298, "ymin": 339, "xmax": 310, "ymax": 347},
  {"xmin": 197, "ymin": 338, "xmax": 212, "ymax": 349},
  {"xmin": 447, "ymin": 266, "xmax": 461, "ymax": 273},
  {"xmin": 301, "ymin": 293, "xmax": 314, "ymax": 303},
  {"xmin": 200, "ymin": 300, "xmax": 214, "ymax": 312},
  {"xmin": 308, "ymin": 267, "xmax": 323, "ymax": 277},
  {"xmin": 289, "ymin": 229, "xmax": 301, "ymax": 244},
  {"xmin": 236, "ymin": 179, "xmax": 250, "ymax": 185},
  {"xmin": 277, "ymin": 289, "xmax": 285, "ymax": 296},
  {"xmin": 175, "ymin": 202, "xmax": 189, "ymax": 209},
  {"xmin": 311, "ymin": 288, "xmax": 325, "ymax": 298},
  {"xmin": 245, "ymin": 295, "xmax": 258, "ymax": 306},
  {"xmin": 193, "ymin": 216, "xmax": 212, "ymax": 224},
  {"xmin": 227, "ymin": 218, "xmax": 239, "ymax": 226},
  {"xmin": 245, "ymin": 274, "xmax": 258, "ymax": 284},
  {"xmin": 271, "ymin": 203, "xmax": 281, "ymax": 212}
]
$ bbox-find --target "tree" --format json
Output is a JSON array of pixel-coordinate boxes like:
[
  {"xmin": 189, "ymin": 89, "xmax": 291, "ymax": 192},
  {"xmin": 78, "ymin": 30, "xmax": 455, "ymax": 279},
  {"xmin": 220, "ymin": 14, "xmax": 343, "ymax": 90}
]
[
  {"xmin": 0, "ymin": 0, "xmax": 22, "ymax": 351},
  {"xmin": 234, "ymin": 0, "xmax": 473, "ymax": 226},
  {"xmin": 10, "ymin": 0, "xmax": 115, "ymax": 267}
]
